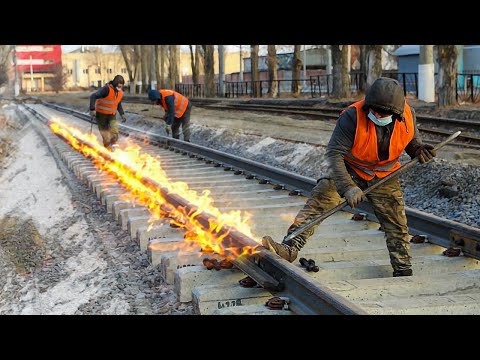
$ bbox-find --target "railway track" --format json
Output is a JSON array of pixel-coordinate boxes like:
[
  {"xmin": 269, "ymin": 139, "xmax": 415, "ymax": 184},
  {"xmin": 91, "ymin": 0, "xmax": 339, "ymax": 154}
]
[
  {"xmin": 120, "ymin": 97, "xmax": 480, "ymax": 149},
  {"xmin": 20, "ymin": 102, "xmax": 480, "ymax": 315}
]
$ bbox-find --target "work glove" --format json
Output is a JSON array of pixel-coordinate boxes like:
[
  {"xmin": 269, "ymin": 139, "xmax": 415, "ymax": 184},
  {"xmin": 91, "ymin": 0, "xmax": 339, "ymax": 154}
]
[
  {"xmin": 165, "ymin": 124, "xmax": 171, "ymax": 135},
  {"xmin": 120, "ymin": 114, "xmax": 127, "ymax": 123},
  {"xmin": 89, "ymin": 110, "xmax": 96, "ymax": 118},
  {"xmin": 344, "ymin": 186, "xmax": 365, "ymax": 209},
  {"xmin": 415, "ymin": 144, "xmax": 436, "ymax": 163}
]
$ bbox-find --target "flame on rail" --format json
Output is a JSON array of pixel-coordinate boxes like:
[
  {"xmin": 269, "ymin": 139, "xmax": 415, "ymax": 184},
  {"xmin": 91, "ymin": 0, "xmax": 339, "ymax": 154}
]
[{"xmin": 49, "ymin": 118, "xmax": 260, "ymax": 259}]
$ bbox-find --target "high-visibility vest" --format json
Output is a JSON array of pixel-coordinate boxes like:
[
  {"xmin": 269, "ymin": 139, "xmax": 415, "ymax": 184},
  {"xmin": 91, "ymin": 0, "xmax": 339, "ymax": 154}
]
[
  {"xmin": 95, "ymin": 84, "xmax": 123, "ymax": 115},
  {"xmin": 160, "ymin": 90, "xmax": 189, "ymax": 118},
  {"xmin": 342, "ymin": 100, "xmax": 414, "ymax": 180}
]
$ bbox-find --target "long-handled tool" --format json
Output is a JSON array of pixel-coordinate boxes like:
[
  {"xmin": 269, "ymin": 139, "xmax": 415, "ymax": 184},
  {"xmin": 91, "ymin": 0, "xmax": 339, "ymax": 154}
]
[
  {"xmin": 282, "ymin": 131, "xmax": 462, "ymax": 244},
  {"xmin": 89, "ymin": 116, "xmax": 95, "ymax": 135}
]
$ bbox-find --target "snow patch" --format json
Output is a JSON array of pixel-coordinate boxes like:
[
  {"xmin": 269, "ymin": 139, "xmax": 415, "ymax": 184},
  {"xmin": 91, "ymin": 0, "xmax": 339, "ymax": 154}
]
[
  {"xmin": 20, "ymin": 250, "xmax": 107, "ymax": 315},
  {"xmin": 246, "ymin": 137, "xmax": 277, "ymax": 153}
]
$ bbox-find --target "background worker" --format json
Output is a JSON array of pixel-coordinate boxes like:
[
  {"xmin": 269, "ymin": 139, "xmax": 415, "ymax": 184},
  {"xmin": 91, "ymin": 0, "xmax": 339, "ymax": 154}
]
[
  {"xmin": 89, "ymin": 75, "xmax": 127, "ymax": 150},
  {"xmin": 147, "ymin": 89, "xmax": 192, "ymax": 142},
  {"xmin": 262, "ymin": 77, "xmax": 436, "ymax": 277}
]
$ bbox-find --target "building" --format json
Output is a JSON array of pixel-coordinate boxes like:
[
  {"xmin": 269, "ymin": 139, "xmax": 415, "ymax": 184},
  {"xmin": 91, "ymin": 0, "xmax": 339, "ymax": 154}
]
[
  {"xmin": 395, "ymin": 45, "xmax": 480, "ymax": 89},
  {"xmin": 62, "ymin": 46, "xmax": 244, "ymax": 89},
  {"xmin": 62, "ymin": 47, "xmax": 128, "ymax": 89},
  {"xmin": 14, "ymin": 45, "xmax": 62, "ymax": 92}
]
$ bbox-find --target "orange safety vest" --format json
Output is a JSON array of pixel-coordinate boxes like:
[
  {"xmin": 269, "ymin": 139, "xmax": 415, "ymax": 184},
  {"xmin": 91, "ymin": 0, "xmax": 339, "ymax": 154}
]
[
  {"xmin": 342, "ymin": 100, "xmax": 414, "ymax": 180},
  {"xmin": 160, "ymin": 90, "xmax": 189, "ymax": 118},
  {"xmin": 95, "ymin": 84, "xmax": 123, "ymax": 115}
]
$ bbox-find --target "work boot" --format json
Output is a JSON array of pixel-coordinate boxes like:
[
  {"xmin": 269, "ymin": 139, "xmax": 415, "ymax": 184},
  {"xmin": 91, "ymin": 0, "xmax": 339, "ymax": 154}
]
[
  {"xmin": 392, "ymin": 268, "xmax": 413, "ymax": 277},
  {"xmin": 262, "ymin": 236, "xmax": 298, "ymax": 262}
]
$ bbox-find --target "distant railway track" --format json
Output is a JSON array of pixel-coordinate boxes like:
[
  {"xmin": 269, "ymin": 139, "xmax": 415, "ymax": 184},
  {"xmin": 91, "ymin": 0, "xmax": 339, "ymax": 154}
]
[
  {"xmin": 120, "ymin": 97, "xmax": 480, "ymax": 149},
  {"xmin": 21, "ymin": 102, "xmax": 480, "ymax": 315}
]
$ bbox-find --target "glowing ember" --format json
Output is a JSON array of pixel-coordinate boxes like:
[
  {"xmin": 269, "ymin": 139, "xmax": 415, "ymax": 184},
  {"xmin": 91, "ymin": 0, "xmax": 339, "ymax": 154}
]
[{"xmin": 49, "ymin": 117, "xmax": 260, "ymax": 259}]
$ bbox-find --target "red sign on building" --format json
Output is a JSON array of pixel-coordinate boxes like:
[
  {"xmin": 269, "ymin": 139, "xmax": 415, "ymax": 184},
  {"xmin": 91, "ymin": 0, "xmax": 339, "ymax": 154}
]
[{"xmin": 15, "ymin": 45, "xmax": 62, "ymax": 73}]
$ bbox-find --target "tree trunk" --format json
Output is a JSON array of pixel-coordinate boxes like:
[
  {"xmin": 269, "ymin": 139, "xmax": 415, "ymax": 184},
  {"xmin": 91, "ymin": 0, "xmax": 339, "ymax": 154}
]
[
  {"xmin": 168, "ymin": 45, "xmax": 178, "ymax": 90},
  {"xmin": 358, "ymin": 45, "xmax": 366, "ymax": 92},
  {"xmin": 119, "ymin": 45, "xmax": 134, "ymax": 86},
  {"xmin": 267, "ymin": 45, "xmax": 278, "ymax": 98},
  {"xmin": 131, "ymin": 45, "xmax": 141, "ymax": 94},
  {"xmin": 189, "ymin": 45, "xmax": 200, "ymax": 85},
  {"xmin": 331, "ymin": 45, "xmax": 351, "ymax": 99},
  {"xmin": 175, "ymin": 45, "xmax": 181, "ymax": 84},
  {"xmin": 250, "ymin": 45, "xmax": 260, "ymax": 97},
  {"xmin": 437, "ymin": 45, "xmax": 458, "ymax": 107},
  {"xmin": 218, "ymin": 45, "xmax": 225, "ymax": 97},
  {"xmin": 141, "ymin": 45, "xmax": 148, "ymax": 93},
  {"xmin": 365, "ymin": 45, "xmax": 383, "ymax": 89},
  {"xmin": 160, "ymin": 45, "xmax": 165, "ymax": 88},
  {"xmin": 291, "ymin": 45, "xmax": 302, "ymax": 97},
  {"xmin": 155, "ymin": 45, "xmax": 161, "ymax": 89},
  {"xmin": 202, "ymin": 45, "xmax": 215, "ymax": 97}
]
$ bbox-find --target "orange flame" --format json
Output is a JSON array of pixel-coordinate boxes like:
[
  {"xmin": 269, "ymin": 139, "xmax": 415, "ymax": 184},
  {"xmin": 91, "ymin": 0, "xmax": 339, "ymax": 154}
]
[{"xmin": 49, "ymin": 118, "xmax": 260, "ymax": 259}]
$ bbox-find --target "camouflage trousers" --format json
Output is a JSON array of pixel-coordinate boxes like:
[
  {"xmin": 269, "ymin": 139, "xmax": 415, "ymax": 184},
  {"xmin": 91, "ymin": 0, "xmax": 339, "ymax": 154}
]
[
  {"xmin": 96, "ymin": 113, "xmax": 119, "ymax": 148},
  {"xmin": 171, "ymin": 105, "xmax": 192, "ymax": 142},
  {"xmin": 285, "ymin": 176, "xmax": 411, "ymax": 272}
]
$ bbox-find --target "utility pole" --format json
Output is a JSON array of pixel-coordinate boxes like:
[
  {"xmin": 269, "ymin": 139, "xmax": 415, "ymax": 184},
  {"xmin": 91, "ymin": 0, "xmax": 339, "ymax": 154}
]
[
  {"xmin": 418, "ymin": 45, "xmax": 434, "ymax": 102},
  {"xmin": 13, "ymin": 45, "xmax": 19, "ymax": 96},
  {"xmin": 239, "ymin": 45, "xmax": 243, "ymax": 82},
  {"xmin": 29, "ymin": 55, "xmax": 34, "ymax": 92},
  {"xmin": 150, "ymin": 45, "xmax": 156, "ymax": 90},
  {"xmin": 218, "ymin": 45, "xmax": 224, "ymax": 97}
]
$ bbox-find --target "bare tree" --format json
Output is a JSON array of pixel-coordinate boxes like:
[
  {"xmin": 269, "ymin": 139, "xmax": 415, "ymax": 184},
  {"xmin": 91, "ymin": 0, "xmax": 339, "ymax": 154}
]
[
  {"xmin": 168, "ymin": 45, "xmax": 178, "ymax": 89},
  {"xmin": 267, "ymin": 45, "xmax": 278, "ymax": 98},
  {"xmin": 160, "ymin": 45, "xmax": 166, "ymax": 88},
  {"xmin": 132, "ymin": 45, "xmax": 142, "ymax": 94},
  {"xmin": 291, "ymin": 45, "xmax": 302, "ymax": 96},
  {"xmin": 120, "ymin": 45, "xmax": 135, "ymax": 87},
  {"xmin": 155, "ymin": 45, "xmax": 161, "ymax": 89},
  {"xmin": 358, "ymin": 45, "xmax": 366, "ymax": 92},
  {"xmin": 250, "ymin": 45, "xmax": 260, "ymax": 97},
  {"xmin": 141, "ymin": 45, "xmax": 149, "ymax": 93},
  {"xmin": 331, "ymin": 45, "xmax": 351, "ymax": 98},
  {"xmin": 202, "ymin": 45, "xmax": 215, "ymax": 97},
  {"xmin": 365, "ymin": 45, "xmax": 383, "ymax": 89},
  {"xmin": 189, "ymin": 45, "xmax": 200, "ymax": 85},
  {"xmin": 0, "ymin": 45, "xmax": 12, "ymax": 87},
  {"xmin": 50, "ymin": 64, "xmax": 67, "ymax": 93},
  {"xmin": 437, "ymin": 45, "xmax": 458, "ymax": 107}
]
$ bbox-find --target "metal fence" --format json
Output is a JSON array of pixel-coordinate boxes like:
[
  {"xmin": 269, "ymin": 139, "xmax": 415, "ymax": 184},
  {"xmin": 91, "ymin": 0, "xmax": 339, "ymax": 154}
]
[{"xmin": 175, "ymin": 72, "xmax": 480, "ymax": 103}]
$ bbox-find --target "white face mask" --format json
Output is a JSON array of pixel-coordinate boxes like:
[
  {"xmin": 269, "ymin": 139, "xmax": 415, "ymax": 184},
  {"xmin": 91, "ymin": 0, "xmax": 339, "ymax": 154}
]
[
  {"xmin": 116, "ymin": 86, "xmax": 122, "ymax": 91},
  {"xmin": 368, "ymin": 111, "xmax": 393, "ymax": 126}
]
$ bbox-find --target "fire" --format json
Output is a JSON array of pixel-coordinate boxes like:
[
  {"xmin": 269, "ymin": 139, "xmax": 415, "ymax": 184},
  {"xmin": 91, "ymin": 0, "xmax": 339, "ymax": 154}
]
[{"xmin": 49, "ymin": 117, "xmax": 260, "ymax": 259}]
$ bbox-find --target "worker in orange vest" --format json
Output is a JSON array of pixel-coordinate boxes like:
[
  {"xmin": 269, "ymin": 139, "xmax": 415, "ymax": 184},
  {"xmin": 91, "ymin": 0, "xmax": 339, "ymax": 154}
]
[
  {"xmin": 89, "ymin": 75, "xmax": 127, "ymax": 150},
  {"xmin": 263, "ymin": 77, "xmax": 436, "ymax": 277},
  {"xmin": 147, "ymin": 89, "xmax": 192, "ymax": 142}
]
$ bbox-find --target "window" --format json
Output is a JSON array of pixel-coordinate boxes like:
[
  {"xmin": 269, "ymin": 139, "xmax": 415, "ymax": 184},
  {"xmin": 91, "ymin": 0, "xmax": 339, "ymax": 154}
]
[
  {"xmin": 83, "ymin": 69, "xmax": 89, "ymax": 74},
  {"xmin": 121, "ymin": 68, "xmax": 127, "ymax": 74},
  {"xmin": 107, "ymin": 68, "xmax": 113, "ymax": 74},
  {"xmin": 68, "ymin": 69, "xmax": 73, "ymax": 74}
]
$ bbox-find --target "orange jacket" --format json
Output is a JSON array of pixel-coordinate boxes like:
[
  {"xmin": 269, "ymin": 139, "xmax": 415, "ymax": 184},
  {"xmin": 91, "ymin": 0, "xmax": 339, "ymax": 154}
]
[
  {"xmin": 343, "ymin": 100, "xmax": 414, "ymax": 180},
  {"xmin": 160, "ymin": 90, "xmax": 189, "ymax": 118},
  {"xmin": 95, "ymin": 84, "xmax": 123, "ymax": 115}
]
